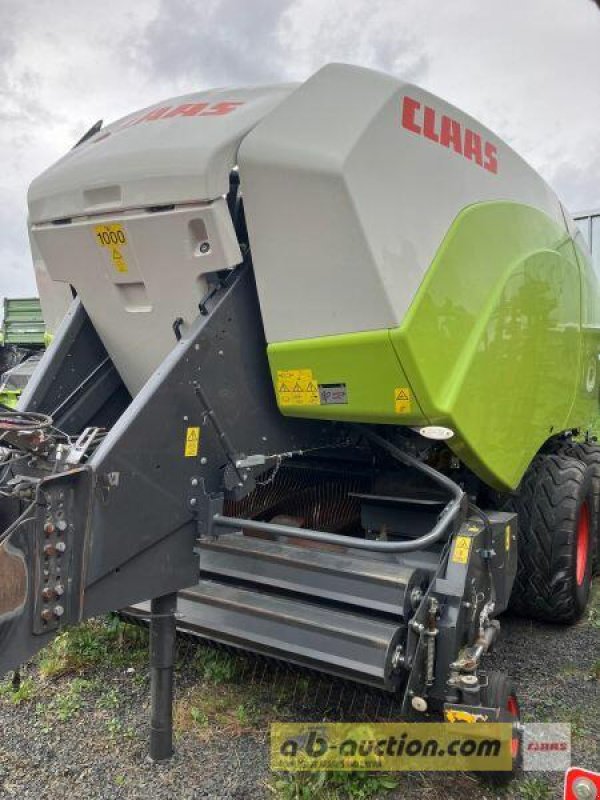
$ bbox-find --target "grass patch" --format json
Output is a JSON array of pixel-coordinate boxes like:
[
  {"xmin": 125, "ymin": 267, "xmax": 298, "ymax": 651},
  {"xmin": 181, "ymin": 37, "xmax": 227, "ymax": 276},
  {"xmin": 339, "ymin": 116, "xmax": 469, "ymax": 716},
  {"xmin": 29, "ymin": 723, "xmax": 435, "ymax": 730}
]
[
  {"xmin": 557, "ymin": 664, "xmax": 582, "ymax": 677},
  {"xmin": 271, "ymin": 772, "xmax": 399, "ymax": 800},
  {"xmin": 96, "ymin": 687, "xmax": 121, "ymax": 710},
  {"xmin": 35, "ymin": 677, "xmax": 94, "ymax": 726},
  {"xmin": 176, "ymin": 647, "xmax": 318, "ymax": 740},
  {"xmin": 588, "ymin": 581, "xmax": 600, "ymax": 629},
  {"xmin": 175, "ymin": 682, "xmax": 266, "ymax": 739},
  {"xmin": 36, "ymin": 616, "xmax": 148, "ymax": 678},
  {"xmin": 188, "ymin": 647, "xmax": 240, "ymax": 684},
  {"xmin": 0, "ymin": 676, "xmax": 37, "ymax": 705},
  {"xmin": 518, "ymin": 777, "xmax": 552, "ymax": 800}
]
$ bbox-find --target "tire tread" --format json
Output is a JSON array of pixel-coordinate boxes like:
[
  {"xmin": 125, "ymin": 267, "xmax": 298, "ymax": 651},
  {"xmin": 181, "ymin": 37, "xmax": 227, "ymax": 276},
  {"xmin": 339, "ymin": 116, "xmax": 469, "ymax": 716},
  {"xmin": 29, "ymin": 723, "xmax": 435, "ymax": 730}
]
[{"xmin": 507, "ymin": 454, "xmax": 593, "ymax": 622}]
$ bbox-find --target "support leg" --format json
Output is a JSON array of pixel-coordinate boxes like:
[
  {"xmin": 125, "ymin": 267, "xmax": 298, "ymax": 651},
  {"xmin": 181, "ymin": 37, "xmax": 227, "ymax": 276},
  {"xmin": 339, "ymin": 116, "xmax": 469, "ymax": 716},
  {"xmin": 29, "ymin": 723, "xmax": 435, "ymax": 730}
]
[{"xmin": 149, "ymin": 592, "xmax": 177, "ymax": 761}]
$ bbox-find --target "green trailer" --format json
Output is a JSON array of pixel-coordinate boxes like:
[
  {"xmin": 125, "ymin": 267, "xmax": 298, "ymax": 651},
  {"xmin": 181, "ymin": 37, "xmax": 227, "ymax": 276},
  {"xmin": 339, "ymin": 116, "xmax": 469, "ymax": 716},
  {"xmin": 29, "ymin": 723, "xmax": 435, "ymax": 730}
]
[
  {"xmin": 0, "ymin": 297, "xmax": 46, "ymax": 348},
  {"xmin": 0, "ymin": 297, "xmax": 49, "ymax": 407}
]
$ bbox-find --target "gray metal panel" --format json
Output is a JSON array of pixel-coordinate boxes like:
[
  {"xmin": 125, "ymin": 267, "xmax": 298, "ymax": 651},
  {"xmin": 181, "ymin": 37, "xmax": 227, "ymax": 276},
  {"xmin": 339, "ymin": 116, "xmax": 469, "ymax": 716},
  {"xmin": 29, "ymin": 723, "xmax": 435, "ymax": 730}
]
[
  {"xmin": 0, "ymin": 264, "xmax": 333, "ymax": 676},
  {"xmin": 81, "ymin": 264, "xmax": 333, "ymax": 609},
  {"xmin": 18, "ymin": 298, "xmax": 131, "ymax": 434},
  {"xmin": 198, "ymin": 532, "xmax": 421, "ymax": 616},
  {"xmin": 135, "ymin": 579, "xmax": 404, "ymax": 690},
  {"xmin": 31, "ymin": 200, "xmax": 243, "ymax": 395}
]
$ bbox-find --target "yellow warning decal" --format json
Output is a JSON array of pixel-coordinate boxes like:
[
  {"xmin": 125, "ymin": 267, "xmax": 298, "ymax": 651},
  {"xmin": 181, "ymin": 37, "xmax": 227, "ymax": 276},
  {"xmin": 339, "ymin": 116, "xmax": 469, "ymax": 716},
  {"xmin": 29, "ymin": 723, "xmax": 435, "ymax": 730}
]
[
  {"xmin": 452, "ymin": 535, "xmax": 472, "ymax": 564},
  {"xmin": 184, "ymin": 426, "xmax": 200, "ymax": 457},
  {"xmin": 445, "ymin": 708, "xmax": 490, "ymax": 723},
  {"xmin": 505, "ymin": 524, "xmax": 511, "ymax": 552},
  {"xmin": 394, "ymin": 387, "xmax": 411, "ymax": 414},
  {"xmin": 277, "ymin": 369, "xmax": 320, "ymax": 406},
  {"xmin": 94, "ymin": 223, "xmax": 129, "ymax": 274}
]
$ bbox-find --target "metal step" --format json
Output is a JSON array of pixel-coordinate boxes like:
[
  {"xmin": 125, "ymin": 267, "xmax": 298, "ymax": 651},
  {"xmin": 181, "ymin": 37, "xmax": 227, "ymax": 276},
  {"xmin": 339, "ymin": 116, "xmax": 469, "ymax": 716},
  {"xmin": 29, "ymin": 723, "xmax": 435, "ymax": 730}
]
[
  {"xmin": 197, "ymin": 532, "xmax": 425, "ymax": 617},
  {"xmin": 132, "ymin": 579, "xmax": 405, "ymax": 690}
]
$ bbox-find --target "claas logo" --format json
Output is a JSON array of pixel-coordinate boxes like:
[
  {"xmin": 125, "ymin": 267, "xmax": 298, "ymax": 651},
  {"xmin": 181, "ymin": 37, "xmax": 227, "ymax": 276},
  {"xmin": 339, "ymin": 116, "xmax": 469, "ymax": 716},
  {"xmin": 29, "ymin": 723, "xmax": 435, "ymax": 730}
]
[
  {"xmin": 121, "ymin": 101, "xmax": 245, "ymax": 128},
  {"xmin": 401, "ymin": 96, "xmax": 498, "ymax": 175}
]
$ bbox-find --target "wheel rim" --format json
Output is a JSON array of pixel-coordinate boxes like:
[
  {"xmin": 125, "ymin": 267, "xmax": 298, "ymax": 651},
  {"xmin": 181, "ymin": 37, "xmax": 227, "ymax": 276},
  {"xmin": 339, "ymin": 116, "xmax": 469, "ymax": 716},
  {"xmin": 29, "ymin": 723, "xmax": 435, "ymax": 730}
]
[
  {"xmin": 576, "ymin": 501, "xmax": 590, "ymax": 586},
  {"xmin": 506, "ymin": 696, "xmax": 520, "ymax": 759}
]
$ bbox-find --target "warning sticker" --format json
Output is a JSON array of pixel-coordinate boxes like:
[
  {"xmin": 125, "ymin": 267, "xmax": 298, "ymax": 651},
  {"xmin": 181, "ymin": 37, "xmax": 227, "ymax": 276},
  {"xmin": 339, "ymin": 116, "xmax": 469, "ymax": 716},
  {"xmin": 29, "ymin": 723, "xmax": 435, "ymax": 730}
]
[
  {"xmin": 394, "ymin": 387, "xmax": 411, "ymax": 414},
  {"xmin": 94, "ymin": 223, "xmax": 129, "ymax": 274},
  {"xmin": 452, "ymin": 535, "xmax": 472, "ymax": 564},
  {"xmin": 277, "ymin": 369, "xmax": 320, "ymax": 406},
  {"xmin": 318, "ymin": 383, "xmax": 348, "ymax": 405},
  {"xmin": 184, "ymin": 426, "xmax": 200, "ymax": 457}
]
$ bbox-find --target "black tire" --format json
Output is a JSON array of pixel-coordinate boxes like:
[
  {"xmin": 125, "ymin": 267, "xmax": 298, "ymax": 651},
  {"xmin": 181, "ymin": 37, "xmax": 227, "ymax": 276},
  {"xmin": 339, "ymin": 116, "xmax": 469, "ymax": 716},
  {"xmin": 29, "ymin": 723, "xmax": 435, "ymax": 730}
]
[
  {"xmin": 478, "ymin": 671, "xmax": 520, "ymax": 785},
  {"xmin": 547, "ymin": 440, "xmax": 600, "ymax": 575},
  {"xmin": 508, "ymin": 454, "xmax": 594, "ymax": 623}
]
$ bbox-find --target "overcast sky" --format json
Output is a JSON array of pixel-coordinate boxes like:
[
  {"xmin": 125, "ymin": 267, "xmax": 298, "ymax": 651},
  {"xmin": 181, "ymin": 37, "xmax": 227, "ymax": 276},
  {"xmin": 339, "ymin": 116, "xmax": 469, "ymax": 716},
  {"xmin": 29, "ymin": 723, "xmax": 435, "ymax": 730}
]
[{"xmin": 1, "ymin": 0, "xmax": 600, "ymax": 299}]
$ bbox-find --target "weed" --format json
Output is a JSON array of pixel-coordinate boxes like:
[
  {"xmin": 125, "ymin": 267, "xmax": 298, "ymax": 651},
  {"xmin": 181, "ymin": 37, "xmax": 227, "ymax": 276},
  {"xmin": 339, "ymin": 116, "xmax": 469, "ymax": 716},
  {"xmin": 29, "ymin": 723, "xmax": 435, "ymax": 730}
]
[
  {"xmin": 97, "ymin": 688, "xmax": 121, "ymax": 710},
  {"xmin": 587, "ymin": 582, "xmax": 600, "ymax": 628},
  {"xmin": 35, "ymin": 677, "xmax": 94, "ymax": 725},
  {"xmin": 235, "ymin": 701, "xmax": 259, "ymax": 726},
  {"xmin": 190, "ymin": 706, "xmax": 208, "ymax": 726},
  {"xmin": 272, "ymin": 772, "xmax": 328, "ymax": 800},
  {"xmin": 192, "ymin": 648, "xmax": 238, "ymax": 684},
  {"xmin": 592, "ymin": 660, "xmax": 600, "ymax": 680},
  {"xmin": 518, "ymin": 777, "xmax": 552, "ymax": 800},
  {"xmin": 106, "ymin": 717, "xmax": 123, "ymax": 737},
  {"xmin": 175, "ymin": 684, "xmax": 265, "ymax": 738},
  {"xmin": 36, "ymin": 616, "xmax": 148, "ymax": 679},
  {"xmin": 53, "ymin": 692, "xmax": 81, "ymax": 722},
  {"xmin": 271, "ymin": 771, "xmax": 399, "ymax": 800},
  {"xmin": 558, "ymin": 664, "xmax": 581, "ymax": 677},
  {"xmin": 53, "ymin": 678, "xmax": 92, "ymax": 722},
  {"xmin": 0, "ymin": 676, "xmax": 37, "ymax": 705}
]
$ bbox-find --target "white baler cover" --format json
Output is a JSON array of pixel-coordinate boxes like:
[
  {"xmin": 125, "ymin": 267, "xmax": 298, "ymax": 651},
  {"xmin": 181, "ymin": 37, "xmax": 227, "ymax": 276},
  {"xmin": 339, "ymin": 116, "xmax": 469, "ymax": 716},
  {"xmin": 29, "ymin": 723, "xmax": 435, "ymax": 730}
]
[
  {"xmin": 28, "ymin": 85, "xmax": 296, "ymax": 222},
  {"xmin": 239, "ymin": 64, "xmax": 566, "ymax": 343},
  {"xmin": 28, "ymin": 85, "xmax": 295, "ymax": 394},
  {"xmin": 27, "ymin": 64, "xmax": 567, "ymax": 396}
]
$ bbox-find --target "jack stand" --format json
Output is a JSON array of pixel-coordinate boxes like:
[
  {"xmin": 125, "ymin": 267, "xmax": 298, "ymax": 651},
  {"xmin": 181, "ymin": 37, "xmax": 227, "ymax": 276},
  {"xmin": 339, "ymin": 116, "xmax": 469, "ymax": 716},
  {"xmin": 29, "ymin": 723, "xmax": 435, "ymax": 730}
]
[{"xmin": 149, "ymin": 592, "xmax": 177, "ymax": 761}]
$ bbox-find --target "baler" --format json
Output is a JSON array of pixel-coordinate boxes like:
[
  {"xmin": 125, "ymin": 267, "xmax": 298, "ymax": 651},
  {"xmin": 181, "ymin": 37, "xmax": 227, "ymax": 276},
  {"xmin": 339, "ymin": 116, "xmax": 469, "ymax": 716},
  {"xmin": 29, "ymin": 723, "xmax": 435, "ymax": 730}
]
[{"xmin": 0, "ymin": 64, "xmax": 598, "ymax": 768}]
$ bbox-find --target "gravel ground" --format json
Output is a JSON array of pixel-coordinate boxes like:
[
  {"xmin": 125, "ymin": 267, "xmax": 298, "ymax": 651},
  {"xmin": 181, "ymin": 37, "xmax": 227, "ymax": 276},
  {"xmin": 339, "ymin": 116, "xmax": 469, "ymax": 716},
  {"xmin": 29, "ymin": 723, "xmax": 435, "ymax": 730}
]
[{"xmin": 0, "ymin": 581, "xmax": 598, "ymax": 800}]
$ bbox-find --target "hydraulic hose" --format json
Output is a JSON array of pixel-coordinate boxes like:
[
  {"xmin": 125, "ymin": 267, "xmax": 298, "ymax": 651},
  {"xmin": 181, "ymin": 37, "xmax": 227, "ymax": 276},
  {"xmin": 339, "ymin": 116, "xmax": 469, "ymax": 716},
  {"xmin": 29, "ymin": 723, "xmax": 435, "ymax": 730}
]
[{"xmin": 212, "ymin": 426, "xmax": 466, "ymax": 553}]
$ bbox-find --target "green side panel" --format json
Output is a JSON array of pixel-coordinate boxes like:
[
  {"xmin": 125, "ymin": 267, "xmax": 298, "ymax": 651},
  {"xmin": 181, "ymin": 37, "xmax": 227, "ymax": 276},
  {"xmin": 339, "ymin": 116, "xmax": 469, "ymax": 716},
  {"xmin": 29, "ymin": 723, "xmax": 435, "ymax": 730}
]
[
  {"xmin": 391, "ymin": 201, "xmax": 600, "ymax": 490},
  {"xmin": 570, "ymin": 235, "xmax": 600, "ymax": 433},
  {"xmin": 266, "ymin": 202, "xmax": 600, "ymax": 491},
  {"xmin": 267, "ymin": 330, "xmax": 426, "ymax": 424}
]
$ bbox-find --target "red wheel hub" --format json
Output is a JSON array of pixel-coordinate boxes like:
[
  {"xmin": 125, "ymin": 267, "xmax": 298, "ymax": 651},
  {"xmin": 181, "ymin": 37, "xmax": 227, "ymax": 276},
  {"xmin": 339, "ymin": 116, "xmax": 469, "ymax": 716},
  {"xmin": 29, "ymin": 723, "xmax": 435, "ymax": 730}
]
[{"xmin": 576, "ymin": 502, "xmax": 590, "ymax": 587}]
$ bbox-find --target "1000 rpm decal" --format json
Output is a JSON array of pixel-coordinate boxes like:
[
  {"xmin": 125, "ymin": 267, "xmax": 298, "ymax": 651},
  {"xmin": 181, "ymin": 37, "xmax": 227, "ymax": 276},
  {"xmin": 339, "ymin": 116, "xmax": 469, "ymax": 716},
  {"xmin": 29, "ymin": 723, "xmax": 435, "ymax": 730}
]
[{"xmin": 93, "ymin": 223, "xmax": 129, "ymax": 274}]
